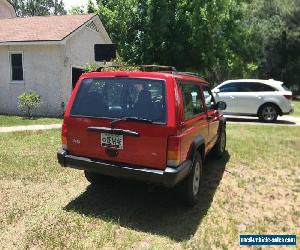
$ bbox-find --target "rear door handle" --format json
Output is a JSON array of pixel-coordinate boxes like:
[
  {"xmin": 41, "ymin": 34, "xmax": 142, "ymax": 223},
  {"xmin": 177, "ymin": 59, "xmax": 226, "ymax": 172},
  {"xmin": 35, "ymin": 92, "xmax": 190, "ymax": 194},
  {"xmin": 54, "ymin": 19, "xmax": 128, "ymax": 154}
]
[
  {"xmin": 256, "ymin": 96, "xmax": 262, "ymax": 99},
  {"xmin": 230, "ymin": 96, "xmax": 235, "ymax": 99}
]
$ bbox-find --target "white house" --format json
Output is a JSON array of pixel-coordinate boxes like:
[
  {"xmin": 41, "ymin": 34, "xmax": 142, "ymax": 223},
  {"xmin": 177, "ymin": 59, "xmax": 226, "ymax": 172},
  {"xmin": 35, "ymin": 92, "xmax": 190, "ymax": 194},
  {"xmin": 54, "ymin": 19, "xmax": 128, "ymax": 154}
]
[{"xmin": 0, "ymin": 2, "xmax": 113, "ymax": 116}]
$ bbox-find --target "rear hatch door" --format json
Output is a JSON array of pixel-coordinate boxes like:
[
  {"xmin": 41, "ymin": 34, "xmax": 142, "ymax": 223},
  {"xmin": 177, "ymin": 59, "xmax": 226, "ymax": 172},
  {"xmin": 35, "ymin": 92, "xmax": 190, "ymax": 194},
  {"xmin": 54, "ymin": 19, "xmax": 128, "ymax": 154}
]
[{"xmin": 66, "ymin": 76, "xmax": 171, "ymax": 170}]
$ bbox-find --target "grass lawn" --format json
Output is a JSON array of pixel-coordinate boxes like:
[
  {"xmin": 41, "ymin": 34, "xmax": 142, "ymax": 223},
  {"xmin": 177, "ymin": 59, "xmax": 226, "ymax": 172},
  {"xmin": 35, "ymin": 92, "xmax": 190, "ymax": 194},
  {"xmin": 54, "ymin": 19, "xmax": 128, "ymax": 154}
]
[
  {"xmin": 0, "ymin": 115, "xmax": 62, "ymax": 127},
  {"xmin": 292, "ymin": 100, "xmax": 300, "ymax": 117},
  {"xmin": 0, "ymin": 125, "xmax": 299, "ymax": 249}
]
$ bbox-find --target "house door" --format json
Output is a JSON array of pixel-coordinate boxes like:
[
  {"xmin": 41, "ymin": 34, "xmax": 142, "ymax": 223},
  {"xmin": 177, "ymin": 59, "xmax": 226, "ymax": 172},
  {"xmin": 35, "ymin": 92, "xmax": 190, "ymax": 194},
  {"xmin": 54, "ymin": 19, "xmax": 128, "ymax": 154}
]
[{"xmin": 72, "ymin": 67, "xmax": 84, "ymax": 89}]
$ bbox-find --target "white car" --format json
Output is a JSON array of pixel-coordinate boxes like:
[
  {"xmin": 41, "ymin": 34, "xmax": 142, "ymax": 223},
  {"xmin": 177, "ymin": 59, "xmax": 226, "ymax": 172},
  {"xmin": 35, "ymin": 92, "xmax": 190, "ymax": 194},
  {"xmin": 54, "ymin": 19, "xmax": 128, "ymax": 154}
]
[{"xmin": 212, "ymin": 79, "xmax": 294, "ymax": 122}]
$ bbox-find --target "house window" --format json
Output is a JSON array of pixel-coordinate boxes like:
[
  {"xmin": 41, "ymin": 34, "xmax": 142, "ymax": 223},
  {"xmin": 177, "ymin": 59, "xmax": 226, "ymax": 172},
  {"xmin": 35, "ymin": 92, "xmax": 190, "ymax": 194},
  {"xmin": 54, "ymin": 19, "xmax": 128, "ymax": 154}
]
[{"xmin": 9, "ymin": 52, "xmax": 24, "ymax": 82}]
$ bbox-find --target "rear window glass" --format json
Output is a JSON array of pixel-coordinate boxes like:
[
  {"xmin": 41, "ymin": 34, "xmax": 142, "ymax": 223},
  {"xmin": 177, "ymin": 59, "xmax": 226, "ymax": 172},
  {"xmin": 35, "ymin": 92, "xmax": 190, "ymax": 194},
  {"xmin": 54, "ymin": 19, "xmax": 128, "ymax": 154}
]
[
  {"xmin": 282, "ymin": 84, "xmax": 290, "ymax": 91},
  {"xmin": 71, "ymin": 78, "xmax": 166, "ymax": 123}
]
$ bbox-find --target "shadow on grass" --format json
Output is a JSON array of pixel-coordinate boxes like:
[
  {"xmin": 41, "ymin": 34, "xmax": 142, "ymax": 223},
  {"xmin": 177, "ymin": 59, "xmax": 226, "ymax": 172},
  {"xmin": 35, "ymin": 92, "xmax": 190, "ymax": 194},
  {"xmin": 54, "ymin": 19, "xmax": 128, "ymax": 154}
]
[
  {"xmin": 64, "ymin": 151, "xmax": 230, "ymax": 241},
  {"xmin": 226, "ymin": 117, "xmax": 295, "ymax": 125}
]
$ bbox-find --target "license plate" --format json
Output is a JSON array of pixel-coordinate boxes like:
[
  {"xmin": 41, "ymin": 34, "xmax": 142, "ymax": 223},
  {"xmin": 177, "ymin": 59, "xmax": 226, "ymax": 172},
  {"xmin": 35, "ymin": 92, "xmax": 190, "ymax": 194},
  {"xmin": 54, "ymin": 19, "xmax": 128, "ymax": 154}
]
[{"xmin": 101, "ymin": 133, "xmax": 123, "ymax": 149}]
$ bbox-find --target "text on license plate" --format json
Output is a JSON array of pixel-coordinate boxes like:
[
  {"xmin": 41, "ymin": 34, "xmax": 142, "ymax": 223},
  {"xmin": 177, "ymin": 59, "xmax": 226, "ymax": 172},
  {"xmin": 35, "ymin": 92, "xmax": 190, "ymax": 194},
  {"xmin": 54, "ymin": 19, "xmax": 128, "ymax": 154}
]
[{"xmin": 101, "ymin": 133, "xmax": 123, "ymax": 149}]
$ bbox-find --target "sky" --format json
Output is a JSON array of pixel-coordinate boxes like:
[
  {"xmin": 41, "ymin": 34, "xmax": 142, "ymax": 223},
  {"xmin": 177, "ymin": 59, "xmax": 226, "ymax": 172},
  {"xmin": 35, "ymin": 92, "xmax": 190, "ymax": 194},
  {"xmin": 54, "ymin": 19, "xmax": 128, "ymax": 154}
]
[{"xmin": 63, "ymin": 0, "xmax": 96, "ymax": 11}]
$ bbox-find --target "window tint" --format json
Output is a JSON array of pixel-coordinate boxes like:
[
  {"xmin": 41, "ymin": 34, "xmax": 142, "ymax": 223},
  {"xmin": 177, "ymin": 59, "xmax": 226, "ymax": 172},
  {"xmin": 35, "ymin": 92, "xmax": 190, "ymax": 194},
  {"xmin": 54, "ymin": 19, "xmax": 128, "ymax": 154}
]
[
  {"xmin": 71, "ymin": 78, "xmax": 166, "ymax": 123},
  {"xmin": 202, "ymin": 85, "xmax": 216, "ymax": 109},
  {"xmin": 238, "ymin": 82, "xmax": 275, "ymax": 92},
  {"xmin": 219, "ymin": 83, "xmax": 239, "ymax": 92},
  {"xmin": 180, "ymin": 82, "xmax": 204, "ymax": 119},
  {"xmin": 282, "ymin": 84, "xmax": 290, "ymax": 91},
  {"xmin": 10, "ymin": 53, "xmax": 23, "ymax": 81},
  {"xmin": 256, "ymin": 83, "xmax": 275, "ymax": 91},
  {"xmin": 220, "ymin": 82, "xmax": 276, "ymax": 92}
]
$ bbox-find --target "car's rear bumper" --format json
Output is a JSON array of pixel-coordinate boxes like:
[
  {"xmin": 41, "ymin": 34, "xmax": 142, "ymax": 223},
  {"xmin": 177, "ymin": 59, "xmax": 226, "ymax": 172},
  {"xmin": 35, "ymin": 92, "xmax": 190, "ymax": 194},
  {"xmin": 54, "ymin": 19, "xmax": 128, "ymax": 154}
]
[
  {"xmin": 282, "ymin": 107, "xmax": 294, "ymax": 115},
  {"xmin": 57, "ymin": 149, "xmax": 191, "ymax": 188}
]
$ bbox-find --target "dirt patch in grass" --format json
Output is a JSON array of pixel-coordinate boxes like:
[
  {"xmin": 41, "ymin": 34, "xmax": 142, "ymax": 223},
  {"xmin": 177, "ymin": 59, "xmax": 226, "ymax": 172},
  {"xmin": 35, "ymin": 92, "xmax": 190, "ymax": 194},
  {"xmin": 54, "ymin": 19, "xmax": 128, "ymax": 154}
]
[{"xmin": 0, "ymin": 126, "xmax": 299, "ymax": 249}]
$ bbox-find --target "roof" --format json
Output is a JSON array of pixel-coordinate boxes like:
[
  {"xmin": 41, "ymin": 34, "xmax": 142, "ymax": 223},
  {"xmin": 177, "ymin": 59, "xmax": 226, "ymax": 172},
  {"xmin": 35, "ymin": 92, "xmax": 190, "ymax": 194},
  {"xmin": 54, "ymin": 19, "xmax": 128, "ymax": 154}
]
[
  {"xmin": 221, "ymin": 79, "xmax": 283, "ymax": 86},
  {"xmin": 81, "ymin": 71, "xmax": 208, "ymax": 84},
  {"xmin": 0, "ymin": 14, "xmax": 96, "ymax": 44}
]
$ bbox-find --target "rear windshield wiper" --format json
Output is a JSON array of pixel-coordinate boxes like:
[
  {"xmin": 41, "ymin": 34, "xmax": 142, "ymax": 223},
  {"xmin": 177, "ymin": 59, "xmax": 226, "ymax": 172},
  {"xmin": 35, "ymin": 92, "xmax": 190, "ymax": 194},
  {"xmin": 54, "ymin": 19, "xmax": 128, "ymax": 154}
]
[{"xmin": 111, "ymin": 117, "xmax": 153, "ymax": 125}]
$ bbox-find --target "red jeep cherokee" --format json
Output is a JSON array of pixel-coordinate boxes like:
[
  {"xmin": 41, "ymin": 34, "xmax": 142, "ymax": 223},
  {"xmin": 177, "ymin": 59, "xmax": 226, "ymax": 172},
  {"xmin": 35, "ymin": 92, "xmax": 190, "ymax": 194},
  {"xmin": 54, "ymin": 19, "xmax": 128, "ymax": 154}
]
[{"xmin": 57, "ymin": 69, "xmax": 227, "ymax": 205}]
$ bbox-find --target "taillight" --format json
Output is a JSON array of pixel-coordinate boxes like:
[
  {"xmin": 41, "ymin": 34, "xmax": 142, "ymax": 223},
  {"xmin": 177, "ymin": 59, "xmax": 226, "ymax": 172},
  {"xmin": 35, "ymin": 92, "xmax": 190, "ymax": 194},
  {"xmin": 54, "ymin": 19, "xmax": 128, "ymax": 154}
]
[
  {"xmin": 167, "ymin": 136, "xmax": 181, "ymax": 167},
  {"xmin": 61, "ymin": 122, "xmax": 68, "ymax": 150},
  {"xmin": 284, "ymin": 95, "xmax": 292, "ymax": 100}
]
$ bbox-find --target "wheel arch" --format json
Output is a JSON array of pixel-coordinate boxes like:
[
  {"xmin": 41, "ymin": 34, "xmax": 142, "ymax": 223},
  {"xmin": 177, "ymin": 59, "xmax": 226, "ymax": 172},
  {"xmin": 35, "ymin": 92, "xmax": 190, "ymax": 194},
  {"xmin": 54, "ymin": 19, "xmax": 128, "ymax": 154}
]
[
  {"xmin": 188, "ymin": 136, "xmax": 205, "ymax": 165},
  {"xmin": 218, "ymin": 116, "xmax": 227, "ymax": 136},
  {"xmin": 257, "ymin": 102, "xmax": 283, "ymax": 116}
]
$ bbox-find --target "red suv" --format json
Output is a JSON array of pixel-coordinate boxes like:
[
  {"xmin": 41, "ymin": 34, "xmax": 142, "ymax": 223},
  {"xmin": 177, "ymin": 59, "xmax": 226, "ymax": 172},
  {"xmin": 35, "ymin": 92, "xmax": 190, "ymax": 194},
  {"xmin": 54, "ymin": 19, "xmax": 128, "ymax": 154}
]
[{"xmin": 57, "ymin": 69, "xmax": 227, "ymax": 206}]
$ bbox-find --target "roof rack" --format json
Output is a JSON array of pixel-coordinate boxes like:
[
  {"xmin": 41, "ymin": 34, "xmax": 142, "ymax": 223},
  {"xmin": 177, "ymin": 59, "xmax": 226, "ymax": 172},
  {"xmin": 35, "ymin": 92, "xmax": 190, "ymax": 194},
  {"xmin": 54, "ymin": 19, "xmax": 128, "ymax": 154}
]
[
  {"xmin": 96, "ymin": 64, "xmax": 177, "ymax": 72},
  {"xmin": 141, "ymin": 66, "xmax": 205, "ymax": 80},
  {"xmin": 139, "ymin": 65, "xmax": 177, "ymax": 72},
  {"xmin": 160, "ymin": 70, "xmax": 205, "ymax": 81},
  {"xmin": 176, "ymin": 72, "xmax": 206, "ymax": 80},
  {"xmin": 96, "ymin": 65, "xmax": 134, "ymax": 71},
  {"xmin": 94, "ymin": 64, "xmax": 205, "ymax": 80}
]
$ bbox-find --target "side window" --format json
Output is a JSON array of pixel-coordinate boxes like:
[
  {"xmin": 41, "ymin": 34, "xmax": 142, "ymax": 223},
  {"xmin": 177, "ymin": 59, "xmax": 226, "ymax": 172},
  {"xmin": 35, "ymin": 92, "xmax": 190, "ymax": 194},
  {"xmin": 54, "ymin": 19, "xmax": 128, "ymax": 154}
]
[
  {"xmin": 219, "ymin": 83, "xmax": 238, "ymax": 92},
  {"xmin": 202, "ymin": 85, "xmax": 216, "ymax": 109},
  {"xmin": 180, "ymin": 82, "xmax": 204, "ymax": 119},
  {"xmin": 251, "ymin": 82, "xmax": 276, "ymax": 92},
  {"xmin": 236, "ymin": 82, "xmax": 252, "ymax": 92},
  {"xmin": 9, "ymin": 52, "xmax": 24, "ymax": 82},
  {"xmin": 236, "ymin": 82, "xmax": 276, "ymax": 92}
]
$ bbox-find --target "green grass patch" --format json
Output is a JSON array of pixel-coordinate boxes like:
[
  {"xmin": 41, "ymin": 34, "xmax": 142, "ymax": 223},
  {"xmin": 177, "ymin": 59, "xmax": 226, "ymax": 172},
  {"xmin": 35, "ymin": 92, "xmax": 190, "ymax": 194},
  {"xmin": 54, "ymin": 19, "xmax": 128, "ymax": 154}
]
[
  {"xmin": 0, "ymin": 125, "xmax": 299, "ymax": 249},
  {"xmin": 0, "ymin": 115, "xmax": 62, "ymax": 127},
  {"xmin": 292, "ymin": 100, "xmax": 300, "ymax": 117}
]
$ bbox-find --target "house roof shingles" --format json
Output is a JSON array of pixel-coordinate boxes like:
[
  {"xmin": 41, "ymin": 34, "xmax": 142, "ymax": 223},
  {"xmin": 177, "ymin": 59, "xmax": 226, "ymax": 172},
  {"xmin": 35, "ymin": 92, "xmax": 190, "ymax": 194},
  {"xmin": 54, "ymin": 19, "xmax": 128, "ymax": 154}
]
[{"xmin": 0, "ymin": 14, "xmax": 96, "ymax": 43}]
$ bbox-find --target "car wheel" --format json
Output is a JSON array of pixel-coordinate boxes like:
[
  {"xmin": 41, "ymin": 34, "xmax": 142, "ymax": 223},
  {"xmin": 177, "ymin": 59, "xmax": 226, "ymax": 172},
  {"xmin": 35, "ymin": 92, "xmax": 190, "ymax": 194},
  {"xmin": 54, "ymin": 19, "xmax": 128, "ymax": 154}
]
[
  {"xmin": 212, "ymin": 126, "xmax": 226, "ymax": 159},
  {"xmin": 84, "ymin": 171, "xmax": 109, "ymax": 185},
  {"xmin": 177, "ymin": 152, "xmax": 203, "ymax": 206},
  {"xmin": 258, "ymin": 104, "xmax": 279, "ymax": 123}
]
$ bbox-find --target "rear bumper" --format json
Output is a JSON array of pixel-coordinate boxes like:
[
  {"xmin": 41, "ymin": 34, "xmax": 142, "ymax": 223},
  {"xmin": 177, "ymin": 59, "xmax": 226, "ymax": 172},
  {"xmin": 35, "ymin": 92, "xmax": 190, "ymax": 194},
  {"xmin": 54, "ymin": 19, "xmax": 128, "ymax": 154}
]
[
  {"xmin": 57, "ymin": 149, "xmax": 192, "ymax": 188},
  {"xmin": 282, "ymin": 107, "xmax": 294, "ymax": 115}
]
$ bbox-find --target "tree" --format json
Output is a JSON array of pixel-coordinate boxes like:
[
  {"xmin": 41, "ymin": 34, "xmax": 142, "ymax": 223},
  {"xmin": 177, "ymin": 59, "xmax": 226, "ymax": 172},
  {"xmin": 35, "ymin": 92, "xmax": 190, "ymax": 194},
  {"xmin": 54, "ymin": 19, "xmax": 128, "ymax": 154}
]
[
  {"xmin": 9, "ymin": 0, "xmax": 66, "ymax": 17},
  {"xmin": 97, "ymin": 0, "xmax": 142, "ymax": 63},
  {"xmin": 87, "ymin": 0, "xmax": 97, "ymax": 13},
  {"xmin": 96, "ymin": 0, "xmax": 299, "ymax": 87},
  {"xmin": 245, "ymin": 0, "xmax": 300, "ymax": 89},
  {"xmin": 96, "ymin": 0, "xmax": 256, "ymax": 83},
  {"xmin": 97, "ymin": 0, "xmax": 193, "ymax": 68},
  {"xmin": 68, "ymin": 5, "xmax": 85, "ymax": 15}
]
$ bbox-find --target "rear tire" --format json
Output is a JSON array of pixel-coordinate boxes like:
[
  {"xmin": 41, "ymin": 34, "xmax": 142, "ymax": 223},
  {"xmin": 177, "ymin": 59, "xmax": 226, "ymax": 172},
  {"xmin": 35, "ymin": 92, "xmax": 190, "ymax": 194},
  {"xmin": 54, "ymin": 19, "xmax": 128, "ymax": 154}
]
[
  {"xmin": 84, "ymin": 171, "xmax": 109, "ymax": 185},
  {"xmin": 258, "ymin": 104, "xmax": 279, "ymax": 123},
  {"xmin": 212, "ymin": 126, "xmax": 226, "ymax": 159},
  {"xmin": 177, "ymin": 152, "xmax": 203, "ymax": 206}
]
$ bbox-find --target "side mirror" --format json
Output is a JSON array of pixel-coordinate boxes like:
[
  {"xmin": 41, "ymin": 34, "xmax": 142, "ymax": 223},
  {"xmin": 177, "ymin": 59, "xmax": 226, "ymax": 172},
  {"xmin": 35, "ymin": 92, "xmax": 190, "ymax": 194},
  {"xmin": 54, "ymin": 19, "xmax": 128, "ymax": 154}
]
[
  {"xmin": 217, "ymin": 101, "xmax": 227, "ymax": 110},
  {"xmin": 214, "ymin": 88, "xmax": 220, "ymax": 94}
]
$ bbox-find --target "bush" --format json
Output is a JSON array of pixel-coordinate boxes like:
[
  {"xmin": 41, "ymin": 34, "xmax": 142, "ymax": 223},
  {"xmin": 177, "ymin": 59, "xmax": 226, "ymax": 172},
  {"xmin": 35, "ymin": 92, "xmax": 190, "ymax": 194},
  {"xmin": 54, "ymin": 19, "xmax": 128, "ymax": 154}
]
[{"xmin": 18, "ymin": 91, "xmax": 42, "ymax": 119}]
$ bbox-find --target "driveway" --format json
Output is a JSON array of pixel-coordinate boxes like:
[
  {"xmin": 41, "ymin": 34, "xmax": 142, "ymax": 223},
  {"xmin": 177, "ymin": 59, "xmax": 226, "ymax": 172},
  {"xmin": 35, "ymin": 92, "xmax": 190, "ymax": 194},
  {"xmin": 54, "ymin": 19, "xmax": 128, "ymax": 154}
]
[
  {"xmin": 226, "ymin": 115, "xmax": 300, "ymax": 126},
  {"xmin": 0, "ymin": 124, "xmax": 61, "ymax": 133}
]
